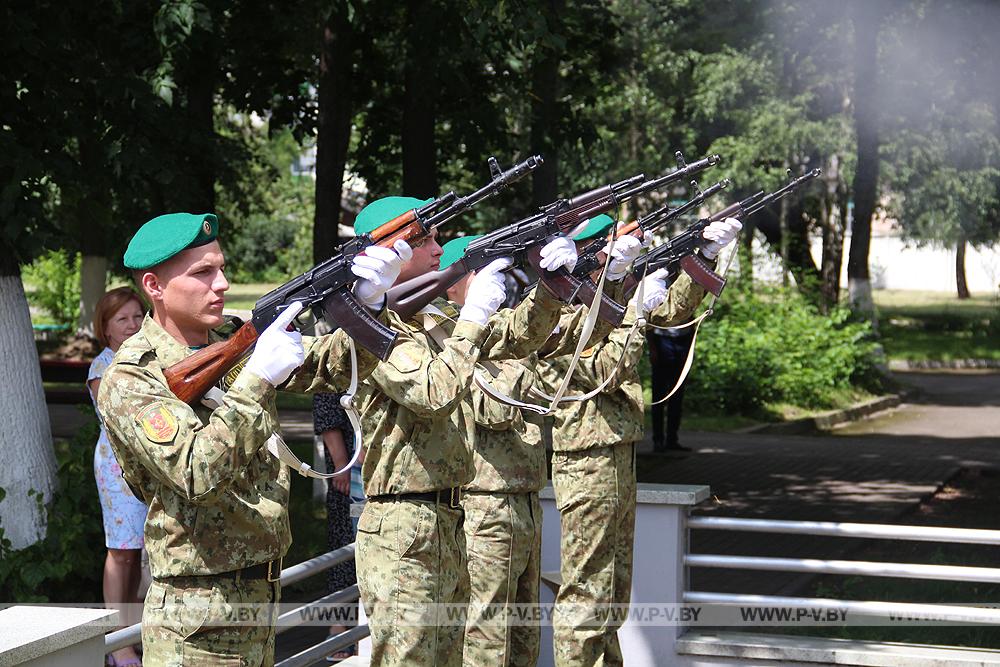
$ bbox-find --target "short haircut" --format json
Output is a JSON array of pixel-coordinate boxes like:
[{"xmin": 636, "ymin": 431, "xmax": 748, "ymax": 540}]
[{"xmin": 93, "ymin": 286, "xmax": 145, "ymax": 347}]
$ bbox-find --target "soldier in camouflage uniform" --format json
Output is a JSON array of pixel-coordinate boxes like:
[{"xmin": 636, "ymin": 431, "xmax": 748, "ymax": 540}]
[
  {"xmin": 350, "ymin": 197, "xmax": 583, "ymax": 667},
  {"xmin": 541, "ymin": 216, "xmax": 742, "ymax": 666},
  {"xmin": 98, "ymin": 212, "xmax": 409, "ymax": 666},
  {"xmin": 441, "ymin": 228, "xmax": 631, "ymax": 667}
]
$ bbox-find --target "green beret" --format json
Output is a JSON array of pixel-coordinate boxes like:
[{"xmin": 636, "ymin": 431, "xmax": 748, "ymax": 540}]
[
  {"xmin": 439, "ymin": 235, "xmax": 481, "ymax": 271},
  {"xmin": 354, "ymin": 196, "xmax": 433, "ymax": 235},
  {"xmin": 573, "ymin": 214, "xmax": 615, "ymax": 241},
  {"xmin": 124, "ymin": 213, "xmax": 219, "ymax": 270}
]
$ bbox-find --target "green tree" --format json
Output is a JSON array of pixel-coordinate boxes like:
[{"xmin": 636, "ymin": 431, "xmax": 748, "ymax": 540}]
[{"xmin": 881, "ymin": 0, "xmax": 1000, "ymax": 298}]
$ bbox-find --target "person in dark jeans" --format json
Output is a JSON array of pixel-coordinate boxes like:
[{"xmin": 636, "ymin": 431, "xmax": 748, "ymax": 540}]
[
  {"xmin": 647, "ymin": 322, "xmax": 695, "ymax": 452},
  {"xmin": 314, "ymin": 392, "xmax": 361, "ymax": 661}
]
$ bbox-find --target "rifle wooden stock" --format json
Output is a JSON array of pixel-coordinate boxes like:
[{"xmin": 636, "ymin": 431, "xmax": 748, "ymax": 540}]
[
  {"xmin": 369, "ymin": 210, "xmax": 418, "ymax": 243},
  {"xmin": 374, "ymin": 217, "xmax": 431, "ymax": 249},
  {"xmin": 163, "ymin": 321, "xmax": 260, "ymax": 404},
  {"xmin": 386, "ymin": 262, "xmax": 468, "ymax": 320},
  {"xmin": 709, "ymin": 201, "xmax": 743, "ymax": 222}
]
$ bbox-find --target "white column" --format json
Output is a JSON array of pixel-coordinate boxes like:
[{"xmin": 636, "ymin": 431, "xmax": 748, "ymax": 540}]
[
  {"xmin": 538, "ymin": 482, "xmax": 710, "ymax": 667},
  {"xmin": 0, "ymin": 606, "xmax": 118, "ymax": 666}
]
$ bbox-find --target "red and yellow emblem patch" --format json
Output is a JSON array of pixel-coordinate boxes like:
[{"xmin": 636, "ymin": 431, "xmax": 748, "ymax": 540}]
[{"xmin": 136, "ymin": 403, "xmax": 179, "ymax": 443}]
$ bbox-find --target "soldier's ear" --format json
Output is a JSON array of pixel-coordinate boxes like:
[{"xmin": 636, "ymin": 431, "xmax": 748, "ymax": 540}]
[{"xmin": 139, "ymin": 270, "xmax": 165, "ymax": 303}]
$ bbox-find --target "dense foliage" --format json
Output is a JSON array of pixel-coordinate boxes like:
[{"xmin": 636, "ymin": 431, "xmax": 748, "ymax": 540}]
[
  {"xmin": 22, "ymin": 249, "xmax": 81, "ymax": 328},
  {"xmin": 0, "ymin": 416, "xmax": 105, "ymax": 602},
  {"xmin": 686, "ymin": 285, "xmax": 881, "ymax": 414}
]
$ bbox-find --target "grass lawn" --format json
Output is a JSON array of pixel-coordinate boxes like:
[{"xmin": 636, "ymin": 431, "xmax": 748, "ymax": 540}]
[{"xmin": 873, "ymin": 289, "xmax": 1000, "ymax": 361}]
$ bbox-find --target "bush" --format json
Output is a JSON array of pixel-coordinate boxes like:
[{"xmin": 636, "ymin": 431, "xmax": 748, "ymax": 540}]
[
  {"xmin": 0, "ymin": 412, "xmax": 105, "ymax": 602},
  {"xmin": 685, "ymin": 285, "xmax": 880, "ymax": 415},
  {"xmin": 22, "ymin": 249, "xmax": 81, "ymax": 328}
]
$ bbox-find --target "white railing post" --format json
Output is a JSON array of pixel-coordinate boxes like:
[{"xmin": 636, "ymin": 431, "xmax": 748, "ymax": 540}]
[
  {"xmin": 619, "ymin": 483, "xmax": 710, "ymax": 666},
  {"xmin": 538, "ymin": 482, "xmax": 710, "ymax": 667}
]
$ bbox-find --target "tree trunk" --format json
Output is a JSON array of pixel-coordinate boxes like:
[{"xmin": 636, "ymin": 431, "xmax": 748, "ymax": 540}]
[
  {"xmin": 401, "ymin": 0, "xmax": 438, "ymax": 199},
  {"xmin": 530, "ymin": 0, "xmax": 565, "ymax": 208},
  {"xmin": 0, "ymin": 256, "xmax": 58, "ymax": 549},
  {"xmin": 314, "ymin": 2, "xmax": 356, "ymax": 263},
  {"xmin": 819, "ymin": 155, "xmax": 847, "ymax": 312},
  {"xmin": 956, "ymin": 237, "xmax": 971, "ymax": 299},
  {"xmin": 77, "ymin": 255, "xmax": 108, "ymax": 334},
  {"xmin": 846, "ymin": 0, "xmax": 885, "ymax": 323},
  {"xmin": 755, "ymin": 204, "xmax": 823, "ymax": 303},
  {"xmin": 174, "ymin": 30, "xmax": 217, "ymax": 212},
  {"xmin": 737, "ymin": 218, "xmax": 754, "ymax": 287}
]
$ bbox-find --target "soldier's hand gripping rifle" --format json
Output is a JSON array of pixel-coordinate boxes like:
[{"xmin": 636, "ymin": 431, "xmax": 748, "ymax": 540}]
[
  {"xmin": 624, "ymin": 167, "xmax": 822, "ymax": 299},
  {"xmin": 163, "ymin": 155, "xmax": 543, "ymax": 405},
  {"xmin": 567, "ymin": 176, "xmax": 730, "ymax": 321}
]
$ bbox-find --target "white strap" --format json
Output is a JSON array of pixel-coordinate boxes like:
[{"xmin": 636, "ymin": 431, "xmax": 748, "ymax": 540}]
[
  {"xmin": 645, "ymin": 239, "xmax": 739, "ymax": 405},
  {"xmin": 469, "ymin": 234, "xmax": 638, "ymax": 413},
  {"xmin": 200, "ymin": 342, "xmax": 365, "ymax": 480}
]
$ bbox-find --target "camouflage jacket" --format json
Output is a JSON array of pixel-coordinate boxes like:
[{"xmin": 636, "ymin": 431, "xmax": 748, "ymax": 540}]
[
  {"xmin": 540, "ymin": 273, "xmax": 707, "ymax": 451},
  {"xmin": 358, "ymin": 286, "xmax": 564, "ymax": 496},
  {"xmin": 98, "ymin": 314, "xmax": 378, "ymax": 578},
  {"xmin": 465, "ymin": 355, "xmax": 546, "ymax": 493},
  {"xmin": 463, "ymin": 280, "xmax": 629, "ymax": 493}
]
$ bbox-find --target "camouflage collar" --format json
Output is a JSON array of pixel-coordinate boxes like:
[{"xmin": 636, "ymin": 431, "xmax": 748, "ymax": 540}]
[{"xmin": 137, "ymin": 314, "xmax": 226, "ymax": 367}]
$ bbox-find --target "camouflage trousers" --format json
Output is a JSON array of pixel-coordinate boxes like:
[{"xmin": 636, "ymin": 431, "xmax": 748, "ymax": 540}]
[
  {"xmin": 356, "ymin": 497, "xmax": 469, "ymax": 667},
  {"xmin": 141, "ymin": 575, "xmax": 280, "ymax": 666},
  {"xmin": 551, "ymin": 443, "xmax": 636, "ymax": 667},
  {"xmin": 461, "ymin": 491, "xmax": 543, "ymax": 667}
]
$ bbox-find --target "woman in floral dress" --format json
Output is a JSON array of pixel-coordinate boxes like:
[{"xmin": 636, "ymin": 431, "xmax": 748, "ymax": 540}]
[{"xmin": 89, "ymin": 287, "xmax": 147, "ymax": 667}]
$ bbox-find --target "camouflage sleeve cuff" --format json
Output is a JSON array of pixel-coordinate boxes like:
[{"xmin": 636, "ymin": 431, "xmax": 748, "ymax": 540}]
[
  {"xmin": 534, "ymin": 282, "xmax": 564, "ymax": 311},
  {"xmin": 452, "ymin": 319, "xmax": 488, "ymax": 347},
  {"xmin": 231, "ymin": 367, "xmax": 277, "ymax": 405}
]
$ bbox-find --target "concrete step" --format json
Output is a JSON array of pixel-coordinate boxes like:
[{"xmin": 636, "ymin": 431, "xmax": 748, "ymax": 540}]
[{"xmin": 678, "ymin": 631, "xmax": 1000, "ymax": 666}]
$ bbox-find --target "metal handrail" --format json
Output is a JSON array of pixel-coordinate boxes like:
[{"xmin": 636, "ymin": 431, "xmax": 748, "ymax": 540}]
[
  {"xmin": 683, "ymin": 592, "xmax": 1000, "ymax": 625},
  {"xmin": 275, "ymin": 585, "xmax": 360, "ymax": 635},
  {"xmin": 687, "ymin": 516, "xmax": 1000, "ymax": 545},
  {"xmin": 685, "ymin": 554, "xmax": 1000, "ymax": 584},
  {"xmin": 276, "ymin": 625, "xmax": 371, "ymax": 667},
  {"xmin": 106, "ymin": 543, "xmax": 358, "ymax": 654}
]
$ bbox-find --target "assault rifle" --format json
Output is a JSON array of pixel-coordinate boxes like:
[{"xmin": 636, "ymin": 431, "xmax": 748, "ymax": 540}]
[
  {"xmin": 563, "ymin": 177, "xmax": 731, "ymax": 322},
  {"xmin": 386, "ymin": 153, "xmax": 722, "ymax": 322},
  {"xmin": 163, "ymin": 155, "xmax": 542, "ymax": 404},
  {"xmin": 624, "ymin": 167, "xmax": 822, "ymax": 299}
]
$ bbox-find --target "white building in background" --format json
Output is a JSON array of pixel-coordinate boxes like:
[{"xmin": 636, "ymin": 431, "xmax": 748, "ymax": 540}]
[{"xmin": 740, "ymin": 222, "xmax": 1000, "ymax": 295}]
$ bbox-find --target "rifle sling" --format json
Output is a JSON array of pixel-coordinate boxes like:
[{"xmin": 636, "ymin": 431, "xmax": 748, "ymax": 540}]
[
  {"xmin": 646, "ymin": 234, "xmax": 739, "ymax": 405},
  {"xmin": 201, "ymin": 340, "xmax": 365, "ymax": 480}
]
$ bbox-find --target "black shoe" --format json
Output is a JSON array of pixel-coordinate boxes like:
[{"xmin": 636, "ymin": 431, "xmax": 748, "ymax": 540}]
[
  {"xmin": 665, "ymin": 441, "xmax": 691, "ymax": 452},
  {"xmin": 652, "ymin": 439, "xmax": 666, "ymax": 452}
]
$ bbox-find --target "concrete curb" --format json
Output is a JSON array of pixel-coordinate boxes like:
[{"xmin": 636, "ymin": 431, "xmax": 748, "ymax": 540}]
[
  {"xmin": 889, "ymin": 358, "xmax": 1000, "ymax": 371},
  {"xmin": 737, "ymin": 393, "xmax": 905, "ymax": 435}
]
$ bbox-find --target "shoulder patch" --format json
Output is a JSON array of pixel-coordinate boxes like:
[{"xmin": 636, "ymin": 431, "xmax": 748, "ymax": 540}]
[
  {"xmin": 580, "ymin": 346, "xmax": 597, "ymax": 359},
  {"xmin": 135, "ymin": 403, "xmax": 179, "ymax": 443}
]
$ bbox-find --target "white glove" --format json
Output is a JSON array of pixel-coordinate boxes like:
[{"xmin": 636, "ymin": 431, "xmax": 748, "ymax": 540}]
[
  {"xmin": 245, "ymin": 301, "xmax": 306, "ymax": 387},
  {"xmin": 634, "ymin": 268, "xmax": 670, "ymax": 314},
  {"xmin": 641, "ymin": 231, "xmax": 654, "ymax": 248},
  {"xmin": 351, "ymin": 239, "xmax": 413, "ymax": 307},
  {"xmin": 459, "ymin": 258, "xmax": 512, "ymax": 326},
  {"xmin": 601, "ymin": 234, "xmax": 643, "ymax": 281},
  {"xmin": 700, "ymin": 217, "xmax": 743, "ymax": 260},
  {"xmin": 537, "ymin": 236, "xmax": 578, "ymax": 273}
]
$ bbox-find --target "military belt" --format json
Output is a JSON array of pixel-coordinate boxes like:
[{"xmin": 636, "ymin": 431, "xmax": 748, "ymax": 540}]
[
  {"xmin": 155, "ymin": 557, "xmax": 283, "ymax": 585},
  {"xmin": 369, "ymin": 487, "xmax": 462, "ymax": 509}
]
